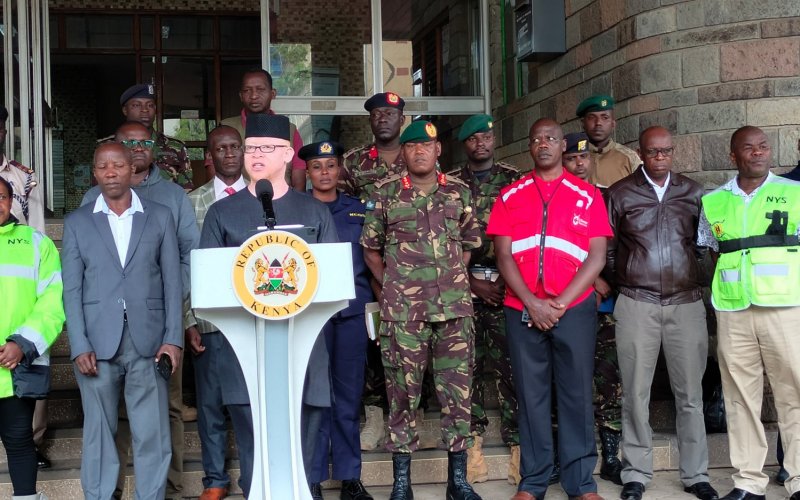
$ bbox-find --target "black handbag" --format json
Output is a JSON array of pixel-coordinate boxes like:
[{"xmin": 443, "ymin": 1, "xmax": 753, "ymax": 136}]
[
  {"xmin": 702, "ymin": 356, "xmax": 727, "ymax": 433},
  {"xmin": 11, "ymin": 363, "xmax": 51, "ymax": 399}
]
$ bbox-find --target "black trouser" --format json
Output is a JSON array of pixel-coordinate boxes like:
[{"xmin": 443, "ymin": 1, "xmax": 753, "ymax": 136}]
[{"xmin": 0, "ymin": 396, "xmax": 37, "ymax": 495}]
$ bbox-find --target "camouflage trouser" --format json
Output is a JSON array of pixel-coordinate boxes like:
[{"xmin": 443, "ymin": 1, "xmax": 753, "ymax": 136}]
[
  {"xmin": 470, "ymin": 302, "xmax": 520, "ymax": 445},
  {"xmin": 380, "ymin": 317, "xmax": 474, "ymax": 453},
  {"xmin": 594, "ymin": 312, "xmax": 622, "ymax": 432}
]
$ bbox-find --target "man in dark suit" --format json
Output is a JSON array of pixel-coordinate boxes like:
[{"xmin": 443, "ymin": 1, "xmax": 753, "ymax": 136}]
[{"xmin": 62, "ymin": 142, "xmax": 183, "ymax": 500}]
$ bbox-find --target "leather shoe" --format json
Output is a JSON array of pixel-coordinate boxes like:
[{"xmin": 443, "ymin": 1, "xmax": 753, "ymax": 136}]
[
  {"xmin": 341, "ymin": 479, "xmax": 373, "ymax": 500},
  {"xmin": 684, "ymin": 482, "xmax": 718, "ymax": 500},
  {"xmin": 36, "ymin": 448, "xmax": 51, "ymax": 469},
  {"xmin": 620, "ymin": 482, "xmax": 645, "ymax": 500},
  {"xmin": 718, "ymin": 488, "xmax": 765, "ymax": 500},
  {"xmin": 790, "ymin": 492, "xmax": 800, "ymax": 500},
  {"xmin": 511, "ymin": 492, "xmax": 536, "ymax": 500},
  {"xmin": 199, "ymin": 486, "xmax": 229, "ymax": 500},
  {"xmin": 310, "ymin": 482, "xmax": 323, "ymax": 500},
  {"xmin": 569, "ymin": 493, "xmax": 604, "ymax": 500}
]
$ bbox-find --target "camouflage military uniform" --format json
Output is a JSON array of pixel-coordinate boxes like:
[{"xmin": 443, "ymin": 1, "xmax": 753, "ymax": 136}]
[
  {"xmin": 594, "ymin": 311, "xmax": 621, "ymax": 431},
  {"xmin": 340, "ymin": 144, "xmax": 407, "ymax": 199},
  {"xmin": 360, "ymin": 172, "xmax": 482, "ymax": 453},
  {"xmin": 449, "ymin": 162, "xmax": 521, "ymax": 445},
  {"xmin": 152, "ymin": 130, "xmax": 194, "ymax": 190}
]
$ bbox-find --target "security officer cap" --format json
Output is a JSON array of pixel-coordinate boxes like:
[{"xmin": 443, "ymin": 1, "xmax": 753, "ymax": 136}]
[
  {"xmin": 298, "ymin": 141, "xmax": 344, "ymax": 161},
  {"xmin": 576, "ymin": 94, "xmax": 615, "ymax": 117},
  {"xmin": 458, "ymin": 114, "xmax": 494, "ymax": 142},
  {"xmin": 364, "ymin": 92, "xmax": 405, "ymax": 112},
  {"xmin": 400, "ymin": 120, "xmax": 438, "ymax": 144},
  {"xmin": 120, "ymin": 84, "xmax": 156, "ymax": 105},
  {"xmin": 564, "ymin": 132, "xmax": 590, "ymax": 154}
]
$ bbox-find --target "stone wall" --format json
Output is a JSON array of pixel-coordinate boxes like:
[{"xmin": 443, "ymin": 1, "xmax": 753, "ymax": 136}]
[{"xmin": 490, "ymin": 0, "xmax": 800, "ymax": 186}]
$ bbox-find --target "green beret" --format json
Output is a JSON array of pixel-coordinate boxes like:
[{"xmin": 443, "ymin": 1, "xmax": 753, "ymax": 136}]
[
  {"xmin": 576, "ymin": 95, "xmax": 615, "ymax": 117},
  {"xmin": 458, "ymin": 114, "xmax": 494, "ymax": 142},
  {"xmin": 298, "ymin": 141, "xmax": 344, "ymax": 161},
  {"xmin": 400, "ymin": 120, "xmax": 438, "ymax": 144},
  {"xmin": 564, "ymin": 132, "xmax": 590, "ymax": 154}
]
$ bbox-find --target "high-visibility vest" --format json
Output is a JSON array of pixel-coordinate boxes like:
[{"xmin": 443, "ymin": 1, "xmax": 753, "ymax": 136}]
[
  {"xmin": 0, "ymin": 222, "xmax": 64, "ymax": 398},
  {"xmin": 702, "ymin": 177, "xmax": 800, "ymax": 311}
]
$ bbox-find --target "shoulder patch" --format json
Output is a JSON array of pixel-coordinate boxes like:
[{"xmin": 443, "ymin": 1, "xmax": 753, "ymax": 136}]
[{"xmin": 365, "ymin": 200, "xmax": 377, "ymax": 211}]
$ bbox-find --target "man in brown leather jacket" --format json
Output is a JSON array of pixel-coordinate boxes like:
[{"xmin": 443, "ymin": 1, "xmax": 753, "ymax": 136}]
[{"xmin": 606, "ymin": 127, "xmax": 718, "ymax": 500}]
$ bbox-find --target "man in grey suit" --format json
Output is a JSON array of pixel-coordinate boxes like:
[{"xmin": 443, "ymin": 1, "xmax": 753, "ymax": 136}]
[{"xmin": 62, "ymin": 142, "xmax": 183, "ymax": 500}]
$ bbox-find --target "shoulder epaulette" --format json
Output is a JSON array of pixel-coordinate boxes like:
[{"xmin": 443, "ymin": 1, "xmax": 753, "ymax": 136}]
[
  {"xmin": 375, "ymin": 173, "xmax": 403, "ymax": 189},
  {"xmin": 495, "ymin": 161, "xmax": 521, "ymax": 173},
  {"xmin": 96, "ymin": 135, "xmax": 115, "ymax": 144},
  {"xmin": 159, "ymin": 132, "xmax": 187, "ymax": 147},
  {"xmin": 9, "ymin": 160, "xmax": 33, "ymax": 175},
  {"xmin": 343, "ymin": 144, "xmax": 370, "ymax": 160},
  {"xmin": 445, "ymin": 174, "xmax": 469, "ymax": 188}
]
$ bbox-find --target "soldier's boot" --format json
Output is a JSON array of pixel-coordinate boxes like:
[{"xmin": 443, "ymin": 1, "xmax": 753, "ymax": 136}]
[
  {"xmin": 507, "ymin": 444, "xmax": 522, "ymax": 485},
  {"xmin": 466, "ymin": 435, "xmax": 489, "ymax": 483},
  {"xmin": 598, "ymin": 428, "xmax": 623, "ymax": 485},
  {"xmin": 446, "ymin": 451, "xmax": 483, "ymax": 500},
  {"xmin": 390, "ymin": 453, "xmax": 414, "ymax": 500},
  {"xmin": 416, "ymin": 408, "xmax": 440, "ymax": 450},
  {"xmin": 360, "ymin": 405, "xmax": 385, "ymax": 451}
]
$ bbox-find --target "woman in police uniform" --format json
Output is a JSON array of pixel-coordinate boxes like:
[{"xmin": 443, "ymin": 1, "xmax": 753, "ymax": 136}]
[{"xmin": 301, "ymin": 141, "xmax": 374, "ymax": 500}]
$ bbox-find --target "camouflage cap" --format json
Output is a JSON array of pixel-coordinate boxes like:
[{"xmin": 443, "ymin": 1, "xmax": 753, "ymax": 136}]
[
  {"xmin": 564, "ymin": 132, "xmax": 590, "ymax": 154},
  {"xmin": 364, "ymin": 92, "xmax": 405, "ymax": 112},
  {"xmin": 120, "ymin": 84, "xmax": 155, "ymax": 105},
  {"xmin": 400, "ymin": 120, "xmax": 438, "ymax": 144},
  {"xmin": 458, "ymin": 114, "xmax": 494, "ymax": 142},
  {"xmin": 297, "ymin": 141, "xmax": 344, "ymax": 161},
  {"xmin": 576, "ymin": 94, "xmax": 615, "ymax": 117}
]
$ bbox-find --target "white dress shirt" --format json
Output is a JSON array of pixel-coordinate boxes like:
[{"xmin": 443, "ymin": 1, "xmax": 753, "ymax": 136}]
[
  {"xmin": 93, "ymin": 190, "xmax": 144, "ymax": 267},
  {"xmin": 213, "ymin": 175, "xmax": 247, "ymax": 201},
  {"xmin": 641, "ymin": 168, "xmax": 670, "ymax": 202}
]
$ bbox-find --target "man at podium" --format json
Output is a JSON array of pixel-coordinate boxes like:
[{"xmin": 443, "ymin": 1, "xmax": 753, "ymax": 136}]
[{"xmin": 199, "ymin": 114, "xmax": 337, "ymax": 497}]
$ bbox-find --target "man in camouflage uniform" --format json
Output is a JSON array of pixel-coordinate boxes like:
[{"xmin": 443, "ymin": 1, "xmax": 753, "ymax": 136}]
[
  {"xmin": 343, "ymin": 92, "xmax": 408, "ymax": 451},
  {"xmin": 361, "ymin": 120, "xmax": 483, "ymax": 500},
  {"xmin": 449, "ymin": 114, "xmax": 522, "ymax": 486},
  {"xmin": 577, "ymin": 95, "xmax": 640, "ymax": 189},
  {"xmin": 340, "ymin": 92, "xmax": 407, "ymax": 200},
  {"xmin": 562, "ymin": 132, "xmax": 623, "ymax": 485},
  {"xmin": 99, "ymin": 83, "xmax": 194, "ymax": 190}
]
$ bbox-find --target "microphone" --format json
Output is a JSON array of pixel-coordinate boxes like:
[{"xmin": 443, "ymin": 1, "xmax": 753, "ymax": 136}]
[{"xmin": 255, "ymin": 179, "xmax": 277, "ymax": 230}]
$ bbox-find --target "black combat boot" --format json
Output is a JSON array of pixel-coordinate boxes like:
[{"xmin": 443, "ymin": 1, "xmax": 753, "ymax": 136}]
[
  {"xmin": 446, "ymin": 450, "xmax": 483, "ymax": 500},
  {"xmin": 390, "ymin": 453, "xmax": 414, "ymax": 500},
  {"xmin": 598, "ymin": 427, "xmax": 623, "ymax": 485}
]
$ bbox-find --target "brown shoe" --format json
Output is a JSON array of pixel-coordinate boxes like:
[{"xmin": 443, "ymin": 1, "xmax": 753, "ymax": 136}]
[
  {"xmin": 199, "ymin": 486, "xmax": 229, "ymax": 500},
  {"xmin": 511, "ymin": 492, "xmax": 536, "ymax": 500},
  {"xmin": 568, "ymin": 493, "xmax": 604, "ymax": 500}
]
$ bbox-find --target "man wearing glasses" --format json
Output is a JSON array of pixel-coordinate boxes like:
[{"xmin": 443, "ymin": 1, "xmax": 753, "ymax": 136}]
[
  {"xmin": 81, "ymin": 120, "xmax": 199, "ymax": 500},
  {"xmin": 605, "ymin": 127, "xmax": 717, "ymax": 500}
]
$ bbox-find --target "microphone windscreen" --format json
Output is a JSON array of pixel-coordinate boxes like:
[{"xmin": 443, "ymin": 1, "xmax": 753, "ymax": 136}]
[{"xmin": 255, "ymin": 179, "xmax": 274, "ymax": 199}]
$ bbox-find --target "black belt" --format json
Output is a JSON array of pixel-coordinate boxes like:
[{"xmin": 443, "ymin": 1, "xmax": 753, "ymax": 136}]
[
  {"xmin": 123, "ymin": 311, "xmax": 128, "ymax": 322},
  {"xmin": 718, "ymin": 234, "xmax": 799, "ymax": 254}
]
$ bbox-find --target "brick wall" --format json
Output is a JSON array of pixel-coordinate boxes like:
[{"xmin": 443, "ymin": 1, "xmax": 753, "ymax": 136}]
[{"xmin": 490, "ymin": 0, "xmax": 800, "ymax": 186}]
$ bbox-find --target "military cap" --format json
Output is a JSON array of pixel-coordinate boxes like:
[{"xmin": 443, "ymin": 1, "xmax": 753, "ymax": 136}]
[
  {"xmin": 0, "ymin": 106, "xmax": 7, "ymax": 122},
  {"xmin": 458, "ymin": 114, "xmax": 494, "ymax": 142},
  {"xmin": 364, "ymin": 92, "xmax": 405, "ymax": 112},
  {"xmin": 298, "ymin": 141, "xmax": 344, "ymax": 161},
  {"xmin": 400, "ymin": 120, "xmax": 438, "ymax": 144},
  {"xmin": 576, "ymin": 94, "xmax": 615, "ymax": 117},
  {"xmin": 245, "ymin": 113, "xmax": 290, "ymax": 141},
  {"xmin": 120, "ymin": 83, "xmax": 156, "ymax": 105},
  {"xmin": 564, "ymin": 132, "xmax": 590, "ymax": 154}
]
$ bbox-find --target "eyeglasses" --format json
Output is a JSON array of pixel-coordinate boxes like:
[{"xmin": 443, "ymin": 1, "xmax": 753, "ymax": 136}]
[
  {"xmin": 243, "ymin": 144, "xmax": 288, "ymax": 154},
  {"xmin": 121, "ymin": 139, "xmax": 156, "ymax": 149},
  {"xmin": 0, "ymin": 194, "xmax": 9, "ymax": 201},
  {"xmin": 530, "ymin": 136, "xmax": 562, "ymax": 146},
  {"xmin": 643, "ymin": 147, "xmax": 674, "ymax": 158}
]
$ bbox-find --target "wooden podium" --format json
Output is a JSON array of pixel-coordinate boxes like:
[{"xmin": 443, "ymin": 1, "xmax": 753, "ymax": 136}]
[{"xmin": 191, "ymin": 233, "xmax": 354, "ymax": 499}]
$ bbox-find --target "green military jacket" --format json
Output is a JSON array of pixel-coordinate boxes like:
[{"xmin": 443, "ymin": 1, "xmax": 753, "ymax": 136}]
[{"xmin": 339, "ymin": 143, "xmax": 407, "ymax": 200}]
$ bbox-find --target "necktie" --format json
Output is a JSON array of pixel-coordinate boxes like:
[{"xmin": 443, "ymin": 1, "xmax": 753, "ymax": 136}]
[{"xmin": 224, "ymin": 187, "xmax": 236, "ymax": 196}]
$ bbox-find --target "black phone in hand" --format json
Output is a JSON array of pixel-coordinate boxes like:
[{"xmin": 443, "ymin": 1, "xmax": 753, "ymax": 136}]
[{"xmin": 156, "ymin": 353, "xmax": 172, "ymax": 381}]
